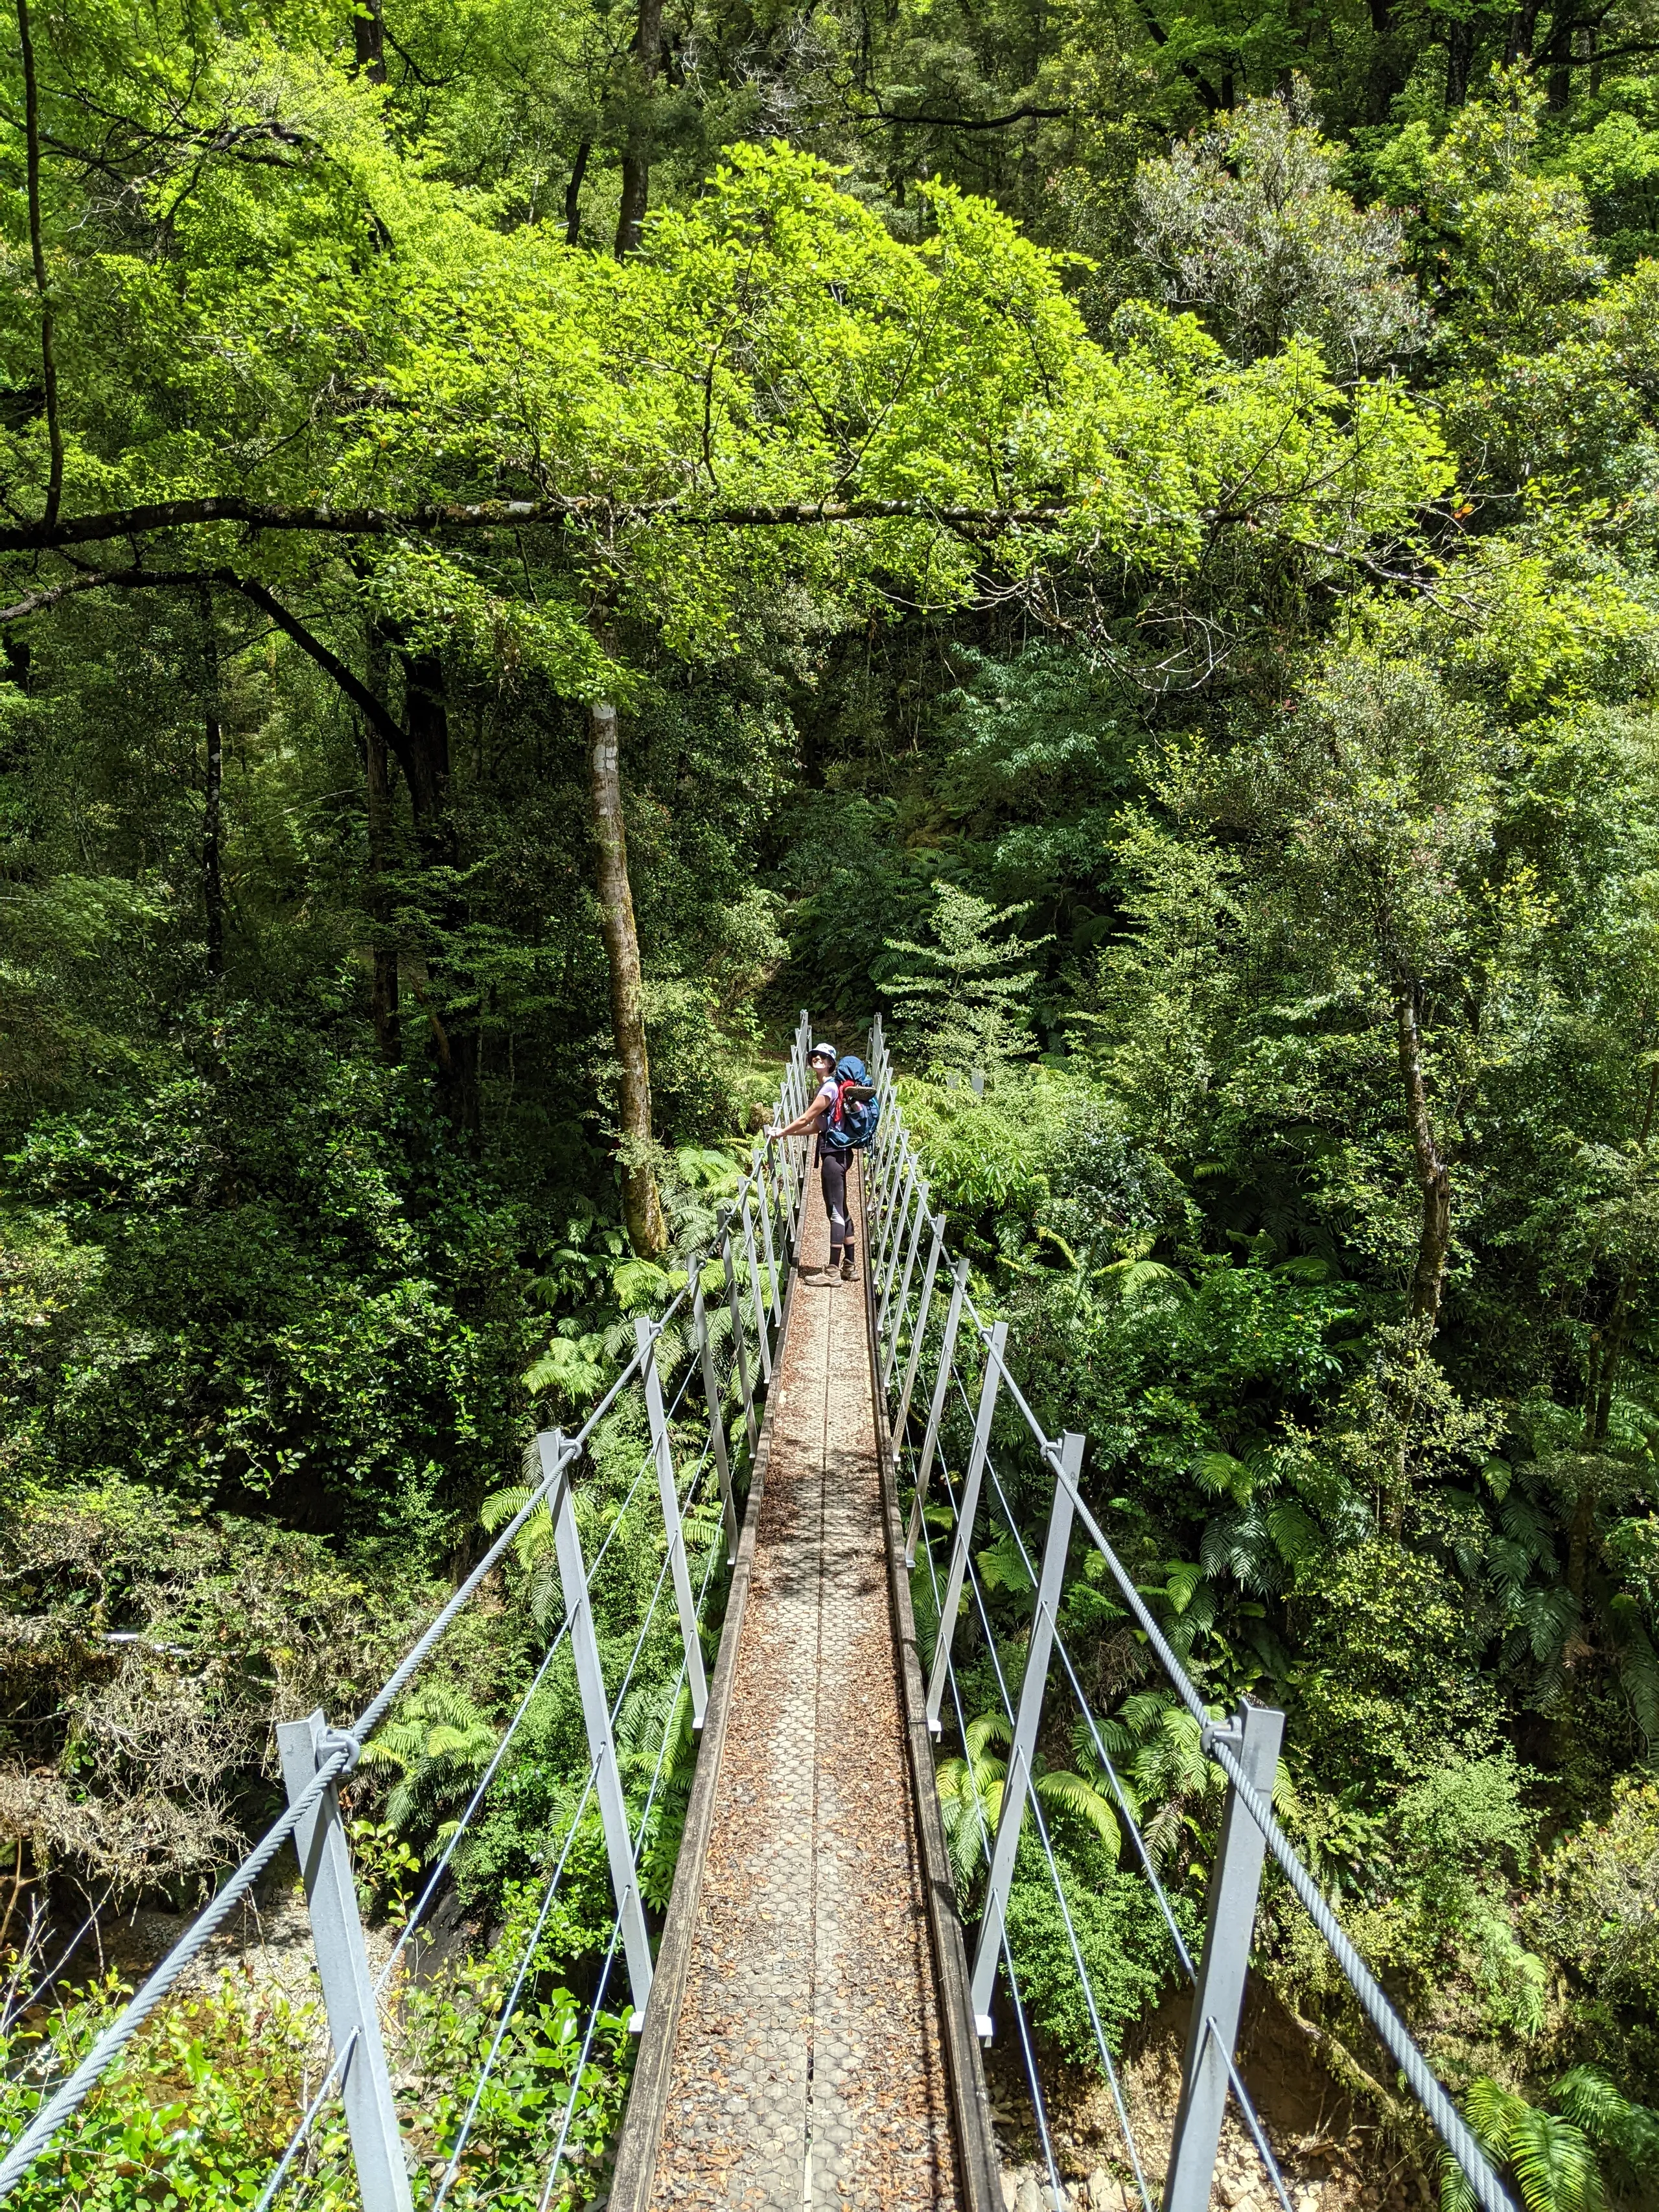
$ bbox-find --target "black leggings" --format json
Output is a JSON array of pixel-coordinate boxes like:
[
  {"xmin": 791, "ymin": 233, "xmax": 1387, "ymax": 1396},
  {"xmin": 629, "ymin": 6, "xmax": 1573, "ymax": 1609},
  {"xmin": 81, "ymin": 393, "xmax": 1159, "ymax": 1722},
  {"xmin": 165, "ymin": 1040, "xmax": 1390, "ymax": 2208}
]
[{"xmin": 819, "ymin": 1149, "xmax": 855, "ymax": 1255}]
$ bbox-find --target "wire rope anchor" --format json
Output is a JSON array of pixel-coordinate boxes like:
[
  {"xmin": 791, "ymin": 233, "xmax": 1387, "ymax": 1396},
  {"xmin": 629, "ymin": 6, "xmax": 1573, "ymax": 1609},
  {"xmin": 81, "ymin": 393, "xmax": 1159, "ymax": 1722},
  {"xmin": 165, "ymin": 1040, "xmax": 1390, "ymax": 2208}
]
[
  {"xmin": 1165, "ymin": 1699, "xmax": 1284, "ymax": 2212},
  {"xmin": 277, "ymin": 1710, "xmax": 413, "ymax": 2212}
]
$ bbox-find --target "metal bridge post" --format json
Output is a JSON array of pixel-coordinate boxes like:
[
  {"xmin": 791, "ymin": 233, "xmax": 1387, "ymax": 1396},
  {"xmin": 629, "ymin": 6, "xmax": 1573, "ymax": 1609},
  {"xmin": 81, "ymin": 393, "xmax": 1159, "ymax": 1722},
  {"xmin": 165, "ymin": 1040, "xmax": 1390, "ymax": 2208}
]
[
  {"xmin": 277, "ymin": 1712, "xmax": 413, "ymax": 2212},
  {"xmin": 691, "ymin": 1272, "xmax": 739, "ymax": 1552},
  {"xmin": 969, "ymin": 1431, "xmax": 1084, "ymax": 2040},
  {"xmin": 1164, "ymin": 1699, "xmax": 1286, "ymax": 2212},
  {"xmin": 740, "ymin": 1198, "xmax": 772, "ymax": 1383},
  {"xmin": 892, "ymin": 1215, "xmax": 946, "ymax": 1446},
  {"xmin": 881, "ymin": 1178, "xmax": 930, "ymax": 1389},
  {"xmin": 790, "ymin": 1018, "xmax": 814, "ymax": 1246},
  {"xmin": 721, "ymin": 1222, "xmax": 759, "ymax": 1456},
  {"xmin": 923, "ymin": 1316, "xmax": 1006, "ymax": 1717},
  {"xmin": 636, "ymin": 1318, "xmax": 710, "ymax": 1732},
  {"xmin": 906, "ymin": 1257, "xmax": 973, "ymax": 1570},
  {"xmin": 756, "ymin": 1156, "xmax": 782, "ymax": 1320},
  {"xmin": 545, "ymin": 1428, "xmax": 656, "ymax": 2027},
  {"xmin": 877, "ymin": 1158, "xmax": 918, "ymax": 1336},
  {"xmin": 877, "ymin": 1142, "xmax": 913, "ymax": 1284}
]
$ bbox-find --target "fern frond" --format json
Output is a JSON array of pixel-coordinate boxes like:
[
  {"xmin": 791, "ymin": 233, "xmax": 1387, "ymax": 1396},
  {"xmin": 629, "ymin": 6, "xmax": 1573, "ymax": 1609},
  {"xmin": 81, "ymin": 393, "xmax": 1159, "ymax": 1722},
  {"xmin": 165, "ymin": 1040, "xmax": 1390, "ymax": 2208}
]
[{"xmin": 1033, "ymin": 1769, "xmax": 1121, "ymax": 1858}]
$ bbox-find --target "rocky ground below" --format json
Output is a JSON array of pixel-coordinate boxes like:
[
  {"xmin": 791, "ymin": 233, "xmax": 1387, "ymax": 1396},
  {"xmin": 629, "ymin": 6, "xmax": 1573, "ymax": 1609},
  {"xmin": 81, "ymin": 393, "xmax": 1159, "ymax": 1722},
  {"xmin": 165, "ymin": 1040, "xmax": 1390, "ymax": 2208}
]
[{"xmin": 987, "ymin": 1992, "xmax": 1439, "ymax": 2212}]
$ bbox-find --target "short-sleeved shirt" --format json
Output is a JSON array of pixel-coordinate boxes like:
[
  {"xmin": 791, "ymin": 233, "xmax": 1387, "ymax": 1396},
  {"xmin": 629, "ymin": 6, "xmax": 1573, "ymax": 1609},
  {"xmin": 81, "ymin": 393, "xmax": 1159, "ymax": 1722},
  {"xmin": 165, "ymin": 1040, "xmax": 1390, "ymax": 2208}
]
[{"xmin": 813, "ymin": 1076, "xmax": 840, "ymax": 1163}]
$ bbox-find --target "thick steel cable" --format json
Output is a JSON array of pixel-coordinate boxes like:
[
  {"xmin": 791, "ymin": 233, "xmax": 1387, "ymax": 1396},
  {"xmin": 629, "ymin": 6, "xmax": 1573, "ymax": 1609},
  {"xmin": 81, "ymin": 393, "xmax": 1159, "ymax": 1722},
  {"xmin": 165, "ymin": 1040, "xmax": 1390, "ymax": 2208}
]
[
  {"xmin": 377, "ymin": 1620, "xmax": 574, "ymax": 1994},
  {"xmin": 249, "ymin": 1439, "xmax": 728, "ymax": 2212},
  {"xmin": 535, "ymin": 1474, "xmax": 729, "ymax": 2212},
  {"xmin": 380, "ymin": 1425, "xmax": 695, "ymax": 1993},
  {"xmin": 0, "ymin": 1096, "xmax": 800, "ymax": 2206},
  {"xmin": 350, "ymin": 1120, "xmax": 789, "ymax": 1754},
  {"xmin": 907, "ymin": 1291, "xmax": 1292, "ymax": 2202},
  {"xmin": 0, "ymin": 1752, "xmax": 347, "ymax": 2198},
  {"xmin": 430, "ymin": 1450, "xmax": 726, "ymax": 2209},
  {"xmin": 1043, "ymin": 1627, "xmax": 1302, "ymax": 2207},
  {"xmin": 915, "ymin": 1446, "xmax": 1068, "ymax": 2212},
  {"xmin": 924, "ymin": 1433, "xmax": 1159, "ymax": 2212},
  {"xmin": 1041, "ymin": 1446, "xmax": 1513, "ymax": 2211}
]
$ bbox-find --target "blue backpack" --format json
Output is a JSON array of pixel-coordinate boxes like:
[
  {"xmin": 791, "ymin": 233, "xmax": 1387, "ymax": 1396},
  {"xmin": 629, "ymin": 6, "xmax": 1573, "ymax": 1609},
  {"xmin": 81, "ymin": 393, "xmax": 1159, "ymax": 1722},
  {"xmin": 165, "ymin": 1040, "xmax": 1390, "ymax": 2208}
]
[{"xmin": 825, "ymin": 1055, "xmax": 880, "ymax": 1154}]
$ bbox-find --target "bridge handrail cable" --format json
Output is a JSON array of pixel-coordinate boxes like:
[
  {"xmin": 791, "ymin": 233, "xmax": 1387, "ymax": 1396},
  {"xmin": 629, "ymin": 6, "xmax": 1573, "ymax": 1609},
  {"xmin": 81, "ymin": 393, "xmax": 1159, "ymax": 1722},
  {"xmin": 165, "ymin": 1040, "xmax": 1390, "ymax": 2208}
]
[
  {"xmin": 861, "ymin": 1017, "xmax": 1517, "ymax": 2212},
  {"xmin": 0, "ymin": 1015, "xmax": 818, "ymax": 2210}
]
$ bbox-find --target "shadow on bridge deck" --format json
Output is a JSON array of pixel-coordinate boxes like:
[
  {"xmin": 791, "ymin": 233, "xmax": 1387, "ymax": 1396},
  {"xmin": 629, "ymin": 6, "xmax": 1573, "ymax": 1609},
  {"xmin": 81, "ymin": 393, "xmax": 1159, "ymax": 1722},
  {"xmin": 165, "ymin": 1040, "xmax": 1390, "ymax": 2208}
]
[{"xmin": 610, "ymin": 1167, "xmax": 1000, "ymax": 2212}]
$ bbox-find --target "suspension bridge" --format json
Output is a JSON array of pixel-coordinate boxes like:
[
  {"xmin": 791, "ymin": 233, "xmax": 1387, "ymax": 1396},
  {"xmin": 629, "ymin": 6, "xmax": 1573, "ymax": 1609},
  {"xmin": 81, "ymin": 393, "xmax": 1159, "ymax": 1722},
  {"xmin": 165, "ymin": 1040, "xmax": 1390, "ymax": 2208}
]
[{"xmin": 0, "ymin": 1018, "xmax": 1518, "ymax": 2212}]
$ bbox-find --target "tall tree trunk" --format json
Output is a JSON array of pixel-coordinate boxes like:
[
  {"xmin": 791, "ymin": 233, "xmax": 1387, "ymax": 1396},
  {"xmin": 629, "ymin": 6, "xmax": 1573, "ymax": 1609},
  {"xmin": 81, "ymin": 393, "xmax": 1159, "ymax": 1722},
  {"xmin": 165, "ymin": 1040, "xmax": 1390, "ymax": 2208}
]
[
  {"xmin": 1505, "ymin": 0, "xmax": 1540, "ymax": 64},
  {"xmin": 565, "ymin": 142, "xmax": 591, "ymax": 246},
  {"xmin": 1367, "ymin": 0, "xmax": 1406, "ymax": 119},
  {"xmin": 614, "ymin": 0, "xmax": 666, "ymax": 257},
  {"xmin": 200, "ymin": 588, "xmax": 224, "ymax": 981},
  {"xmin": 1544, "ymin": 2, "xmax": 1578, "ymax": 106},
  {"xmin": 588, "ymin": 697, "xmax": 667, "ymax": 1256},
  {"xmin": 16, "ymin": 0, "xmax": 61, "ymax": 524},
  {"xmin": 400, "ymin": 647, "xmax": 479, "ymax": 1134},
  {"xmin": 1397, "ymin": 984, "xmax": 1452, "ymax": 1335},
  {"xmin": 1444, "ymin": 16, "xmax": 1476, "ymax": 104},
  {"xmin": 353, "ymin": 0, "xmax": 386, "ymax": 81},
  {"xmin": 364, "ymin": 622, "xmax": 400, "ymax": 1061}
]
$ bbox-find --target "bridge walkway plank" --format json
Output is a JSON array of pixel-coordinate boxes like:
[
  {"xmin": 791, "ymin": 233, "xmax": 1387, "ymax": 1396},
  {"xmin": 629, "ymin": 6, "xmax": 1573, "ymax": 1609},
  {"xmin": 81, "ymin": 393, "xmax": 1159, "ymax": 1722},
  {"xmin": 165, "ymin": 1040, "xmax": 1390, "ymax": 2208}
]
[{"xmin": 644, "ymin": 1170, "xmax": 960, "ymax": 2212}]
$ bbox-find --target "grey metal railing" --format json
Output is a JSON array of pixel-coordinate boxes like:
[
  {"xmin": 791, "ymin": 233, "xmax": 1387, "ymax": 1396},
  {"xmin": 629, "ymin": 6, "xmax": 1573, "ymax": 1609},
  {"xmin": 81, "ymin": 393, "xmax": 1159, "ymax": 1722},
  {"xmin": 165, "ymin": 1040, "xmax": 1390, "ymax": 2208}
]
[
  {"xmin": 859, "ymin": 1015, "xmax": 1518, "ymax": 2212},
  {"xmin": 0, "ymin": 1016, "xmax": 818, "ymax": 2212}
]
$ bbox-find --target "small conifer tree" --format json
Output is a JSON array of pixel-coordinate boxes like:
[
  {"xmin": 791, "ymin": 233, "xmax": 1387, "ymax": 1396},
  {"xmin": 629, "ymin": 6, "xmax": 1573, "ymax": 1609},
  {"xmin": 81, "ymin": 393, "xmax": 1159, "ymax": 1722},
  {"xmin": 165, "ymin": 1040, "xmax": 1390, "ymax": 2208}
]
[{"xmin": 882, "ymin": 879, "xmax": 1046, "ymax": 1075}]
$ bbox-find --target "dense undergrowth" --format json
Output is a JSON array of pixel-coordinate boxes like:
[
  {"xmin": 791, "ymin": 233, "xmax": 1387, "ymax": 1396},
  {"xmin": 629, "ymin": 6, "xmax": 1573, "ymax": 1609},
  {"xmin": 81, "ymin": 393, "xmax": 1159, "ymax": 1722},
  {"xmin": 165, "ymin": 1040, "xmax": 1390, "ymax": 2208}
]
[{"xmin": 5, "ymin": 0, "xmax": 1659, "ymax": 2201}]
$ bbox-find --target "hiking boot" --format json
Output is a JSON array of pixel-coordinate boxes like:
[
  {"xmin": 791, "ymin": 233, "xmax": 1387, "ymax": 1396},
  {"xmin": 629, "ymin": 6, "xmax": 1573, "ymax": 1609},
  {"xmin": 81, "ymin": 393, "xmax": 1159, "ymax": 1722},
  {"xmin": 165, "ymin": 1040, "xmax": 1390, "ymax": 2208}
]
[
  {"xmin": 840, "ymin": 1254, "xmax": 859, "ymax": 1283},
  {"xmin": 803, "ymin": 1264, "xmax": 839, "ymax": 1286}
]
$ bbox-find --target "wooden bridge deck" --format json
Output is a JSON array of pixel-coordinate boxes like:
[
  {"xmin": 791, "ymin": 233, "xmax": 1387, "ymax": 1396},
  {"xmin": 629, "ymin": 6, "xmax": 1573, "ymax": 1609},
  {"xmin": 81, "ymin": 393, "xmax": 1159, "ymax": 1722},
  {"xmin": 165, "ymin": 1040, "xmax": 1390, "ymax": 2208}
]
[{"xmin": 613, "ymin": 1170, "xmax": 964, "ymax": 2212}]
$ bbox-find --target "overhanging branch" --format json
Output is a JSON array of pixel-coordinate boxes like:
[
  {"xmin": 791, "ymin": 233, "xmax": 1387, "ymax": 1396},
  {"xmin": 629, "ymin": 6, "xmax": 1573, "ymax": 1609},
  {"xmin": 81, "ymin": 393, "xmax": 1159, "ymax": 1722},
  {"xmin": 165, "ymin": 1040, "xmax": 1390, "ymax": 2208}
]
[{"xmin": 0, "ymin": 493, "xmax": 1074, "ymax": 554}]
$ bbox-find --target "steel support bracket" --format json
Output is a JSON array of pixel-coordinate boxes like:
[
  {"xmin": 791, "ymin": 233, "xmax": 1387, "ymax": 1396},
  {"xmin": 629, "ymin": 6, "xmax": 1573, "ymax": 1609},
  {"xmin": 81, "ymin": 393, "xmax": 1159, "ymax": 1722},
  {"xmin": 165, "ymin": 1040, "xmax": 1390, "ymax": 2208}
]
[
  {"xmin": 1163, "ymin": 1697, "xmax": 1286, "ymax": 2212},
  {"xmin": 968, "ymin": 1432, "xmax": 1085, "ymax": 2040},
  {"xmin": 278, "ymin": 1710, "xmax": 413, "ymax": 2212}
]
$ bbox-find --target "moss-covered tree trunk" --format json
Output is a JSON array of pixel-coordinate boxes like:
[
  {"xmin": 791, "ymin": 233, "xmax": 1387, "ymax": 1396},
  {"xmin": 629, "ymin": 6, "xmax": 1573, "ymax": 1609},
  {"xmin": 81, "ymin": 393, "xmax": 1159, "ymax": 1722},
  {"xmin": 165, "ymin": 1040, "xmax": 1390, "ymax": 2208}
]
[
  {"xmin": 588, "ymin": 697, "xmax": 667, "ymax": 1257},
  {"xmin": 1397, "ymin": 983, "xmax": 1452, "ymax": 1336},
  {"xmin": 614, "ymin": 0, "xmax": 664, "ymax": 256}
]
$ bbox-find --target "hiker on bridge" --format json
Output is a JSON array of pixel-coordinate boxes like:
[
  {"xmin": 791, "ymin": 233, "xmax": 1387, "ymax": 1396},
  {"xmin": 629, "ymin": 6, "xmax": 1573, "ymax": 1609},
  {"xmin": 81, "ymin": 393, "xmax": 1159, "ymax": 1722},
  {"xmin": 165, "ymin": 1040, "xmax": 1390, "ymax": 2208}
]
[{"xmin": 765, "ymin": 1041, "xmax": 875, "ymax": 1286}]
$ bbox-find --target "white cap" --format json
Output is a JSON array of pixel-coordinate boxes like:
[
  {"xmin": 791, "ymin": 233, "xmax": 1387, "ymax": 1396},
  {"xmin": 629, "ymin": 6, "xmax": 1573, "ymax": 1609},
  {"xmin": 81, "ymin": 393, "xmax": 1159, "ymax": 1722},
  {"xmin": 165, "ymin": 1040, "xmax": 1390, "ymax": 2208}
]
[{"xmin": 810, "ymin": 1041, "xmax": 837, "ymax": 1063}]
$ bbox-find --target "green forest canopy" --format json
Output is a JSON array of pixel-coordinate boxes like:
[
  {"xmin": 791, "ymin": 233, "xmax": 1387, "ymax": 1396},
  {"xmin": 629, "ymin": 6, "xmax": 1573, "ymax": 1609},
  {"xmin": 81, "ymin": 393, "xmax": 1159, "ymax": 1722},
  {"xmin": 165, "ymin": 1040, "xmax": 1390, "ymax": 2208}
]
[{"xmin": 5, "ymin": 0, "xmax": 1659, "ymax": 2200}]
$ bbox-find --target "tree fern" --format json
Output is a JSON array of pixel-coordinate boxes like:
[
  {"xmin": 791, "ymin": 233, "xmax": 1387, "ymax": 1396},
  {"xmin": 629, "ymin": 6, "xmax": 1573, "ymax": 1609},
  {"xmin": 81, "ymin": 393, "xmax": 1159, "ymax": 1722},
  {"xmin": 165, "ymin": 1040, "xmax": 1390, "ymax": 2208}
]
[
  {"xmin": 1607, "ymin": 1593, "xmax": 1659, "ymax": 1751},
  {"xmin": 362, "ymin": 1687, "xmax": 497, "ymax": 1837},
  {"xmin": 936, "ymin": 1712, "xmax": 1123, "ymax": 1891}
]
